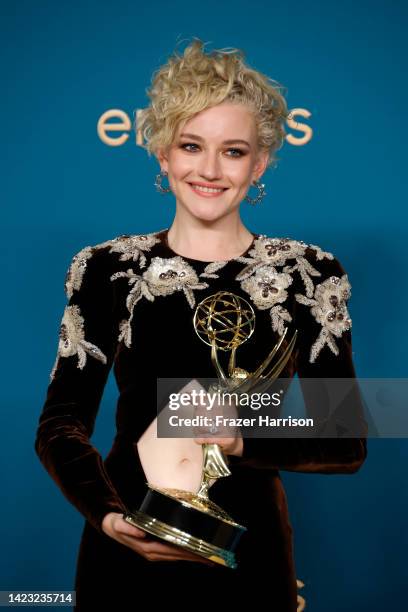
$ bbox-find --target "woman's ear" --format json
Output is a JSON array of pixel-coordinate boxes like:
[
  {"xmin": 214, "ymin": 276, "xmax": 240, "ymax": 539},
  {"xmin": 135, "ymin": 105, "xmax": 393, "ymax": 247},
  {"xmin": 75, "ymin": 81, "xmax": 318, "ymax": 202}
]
[
  {"xmin": 253, "ymin": 149, "xmax": 270, "ymax": 181},
  {"xmin": 156, "ymin": 147, "xmax": 169, "ymax": 173}
]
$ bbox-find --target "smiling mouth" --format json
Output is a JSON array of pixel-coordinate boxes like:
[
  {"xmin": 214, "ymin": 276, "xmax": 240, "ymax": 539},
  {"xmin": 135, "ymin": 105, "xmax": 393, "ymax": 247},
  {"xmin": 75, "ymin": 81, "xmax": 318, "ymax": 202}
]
[{"xmin": 188, "ymin": 183, "xmax": 229, "ymax": 195}]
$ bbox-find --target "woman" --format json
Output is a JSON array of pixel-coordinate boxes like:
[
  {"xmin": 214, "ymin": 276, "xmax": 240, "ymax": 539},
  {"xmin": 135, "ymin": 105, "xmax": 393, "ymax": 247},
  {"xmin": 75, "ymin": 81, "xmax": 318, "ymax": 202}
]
[{"xmin": 35, "ymin": 39, "xmax": 367, "ymax": 611}]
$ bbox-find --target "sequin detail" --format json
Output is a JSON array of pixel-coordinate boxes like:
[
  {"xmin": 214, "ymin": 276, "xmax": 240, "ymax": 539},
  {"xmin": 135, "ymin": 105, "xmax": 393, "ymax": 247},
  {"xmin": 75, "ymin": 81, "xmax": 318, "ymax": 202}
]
[
  {"xmin": 50, "ymin": 304, "xmax": 108, "ymax": 381},
  {"xmin": 236, "ymin": 236, "xmax": 311, "ymax": 280},
  {"xmin": 240, "ymin": 265, "xmax": 293, "ymax": 335},
  {"xmin": 235, "ymin": 235, "xmax": 337, "ymax": 359},
  {"xmin": 200, "ymin": 261, "xmax": 229, "ymax": 279},
  {"xmin": 111, "ymin": 256, "xmax": 209, "ymax": 348},
  {"xmin": 64, "ymin": 246, "xmax": 94, "ymax": 299},
  {"xmin": 62, "ymin": 230, "xmax": 350, "ymax": 366},
  {"xmin": 64, "ymin": 233, "xmax": 161, "ymax": 298},
  {"xmin": 107, "ymin": 233, "xmax": 161, "ymax": 268},
  {"xmin": 295, "ymin": 274, "xmax": 352, "ymax": 363}
]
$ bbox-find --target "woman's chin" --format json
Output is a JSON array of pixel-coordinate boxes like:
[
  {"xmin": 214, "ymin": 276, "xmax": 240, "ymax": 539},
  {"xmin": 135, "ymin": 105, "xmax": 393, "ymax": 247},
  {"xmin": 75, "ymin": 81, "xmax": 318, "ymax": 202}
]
[{"xmin": 182, "ymin": 203, "xmax": 234, "ymax": 222}]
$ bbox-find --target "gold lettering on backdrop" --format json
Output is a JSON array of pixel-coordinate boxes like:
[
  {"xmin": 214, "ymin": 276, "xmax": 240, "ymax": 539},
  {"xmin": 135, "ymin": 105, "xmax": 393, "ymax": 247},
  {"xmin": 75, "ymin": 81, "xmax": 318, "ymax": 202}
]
[
  {"xmin": 97, "ymin": 109, "xmax": 132, "ymax": 146},
  {"xmin": 286, "ymin": 108, "xmax": 313, "ymax": 145},
  {"xmin": 96, "ymin": 108, "xmax": 313, "ymax": 146},
  {"xmin": 134, "ymin": 109, "xmax": 145, "ymax": 146}
]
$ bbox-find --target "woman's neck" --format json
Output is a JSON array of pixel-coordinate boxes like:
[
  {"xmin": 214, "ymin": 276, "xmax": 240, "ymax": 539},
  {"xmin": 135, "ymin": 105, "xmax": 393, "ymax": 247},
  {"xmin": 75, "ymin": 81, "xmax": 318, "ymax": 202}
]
[{"xmin": 166, "ymin": 217, "xmax": 254, "ymax": 262}]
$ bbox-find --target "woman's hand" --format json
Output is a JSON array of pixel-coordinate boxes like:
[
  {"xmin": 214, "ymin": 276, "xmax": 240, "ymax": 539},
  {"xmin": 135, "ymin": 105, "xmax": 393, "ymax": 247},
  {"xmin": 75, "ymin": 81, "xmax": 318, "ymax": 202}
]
[
  {"xmin": 194, "ymin": 435, "xmax": 243, "ymax": 456},
  {"xmin": 192, "ymin": 390, "xmax": 244, "ymax": 456},
  {"xmin": 101, "ymin": 512, "xmax": 214, "ymax": 565}
]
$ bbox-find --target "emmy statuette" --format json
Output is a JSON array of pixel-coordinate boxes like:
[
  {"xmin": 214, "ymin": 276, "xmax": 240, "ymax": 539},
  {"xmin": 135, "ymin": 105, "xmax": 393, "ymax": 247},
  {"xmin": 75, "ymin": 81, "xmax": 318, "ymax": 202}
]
[{"xmin": 124, "ymin": 291, "xmax": 297, "ymax": 568}]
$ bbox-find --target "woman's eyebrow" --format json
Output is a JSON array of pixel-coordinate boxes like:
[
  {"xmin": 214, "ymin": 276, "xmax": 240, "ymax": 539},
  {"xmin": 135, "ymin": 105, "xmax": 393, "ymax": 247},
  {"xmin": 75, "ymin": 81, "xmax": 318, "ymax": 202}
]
[{"xmin": 179, "ymin": 132, "xmax": 250, "ymax": 147}]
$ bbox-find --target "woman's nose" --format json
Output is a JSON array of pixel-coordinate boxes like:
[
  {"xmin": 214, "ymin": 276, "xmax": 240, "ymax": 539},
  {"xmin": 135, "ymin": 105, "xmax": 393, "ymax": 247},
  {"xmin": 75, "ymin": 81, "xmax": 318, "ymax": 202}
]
[{"xmin": 197, "ymin": 152, "xmax": 222, "ymax": 180}]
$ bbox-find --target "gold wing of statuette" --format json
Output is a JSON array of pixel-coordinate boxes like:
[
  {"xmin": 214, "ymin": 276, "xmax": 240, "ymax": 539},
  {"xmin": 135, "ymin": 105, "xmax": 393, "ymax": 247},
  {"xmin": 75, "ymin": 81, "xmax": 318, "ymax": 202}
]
[{"xmin": 227, "ymin": 327, "xmax": 298, "ymax": 397}]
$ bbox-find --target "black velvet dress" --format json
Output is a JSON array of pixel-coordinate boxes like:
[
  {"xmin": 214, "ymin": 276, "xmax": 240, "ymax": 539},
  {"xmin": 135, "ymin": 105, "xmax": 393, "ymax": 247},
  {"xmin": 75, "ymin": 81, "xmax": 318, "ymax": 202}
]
[{"xmin": 34, "ymin": 228, "xmax": 367, "ymax": 611}]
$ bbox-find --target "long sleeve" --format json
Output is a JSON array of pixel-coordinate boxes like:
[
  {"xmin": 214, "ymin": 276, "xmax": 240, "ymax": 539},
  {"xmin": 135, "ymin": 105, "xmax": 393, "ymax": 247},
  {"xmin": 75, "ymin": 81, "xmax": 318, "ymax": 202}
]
[
  {"xmin": 34, "ymin": 244, "xmax": 127, "ymax": 534},
  {"xmin": 232, "ymin": 250, "xmax": 368, "ymax": 474}
]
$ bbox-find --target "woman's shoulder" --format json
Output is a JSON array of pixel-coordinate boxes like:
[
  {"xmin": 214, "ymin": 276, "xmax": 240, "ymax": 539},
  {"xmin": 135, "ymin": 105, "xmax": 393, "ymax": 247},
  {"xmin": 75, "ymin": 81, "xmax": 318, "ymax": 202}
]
[
  {"xmin": 69, "ymin": 230, "xmax": 165, "ymax": 266},
  {"xmin": 64, "ymin": 231, "xmax": 163, "ymax": 298},
  {"xmin": 242, "ymin": 232, "xmax": 349, "ymax": 282},
  {"xmin": 76, "ymin": 230, "xmax": 162, "ymax": 256},
  {"xmin": 250, "ymin": 235, "xmax": 353, "ymax": 363},
  {"xmin": 253, "ymin": 232, "xmax": 341, "ymax": 264},
  {"xmin": 243, "ymin": 232, "xmax": 351, "ymax": 313}
]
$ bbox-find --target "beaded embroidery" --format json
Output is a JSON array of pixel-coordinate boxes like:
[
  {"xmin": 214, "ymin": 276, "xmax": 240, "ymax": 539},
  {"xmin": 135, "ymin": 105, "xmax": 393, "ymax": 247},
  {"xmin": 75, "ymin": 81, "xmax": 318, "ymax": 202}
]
[
  {"xmin": 295, "ymin": 274, "xmax": 352, "ymax": 363},
  {"xmin": 240, "ymin": 265, "xmax": 294, "ymax": 336},
  {"xmin": 50, "ymin": 304, "xmax": 108, "ymax": 381},
  {"xmin": 200, "ymin": 261, "xmax": 230, "ymax": 279},
  {"xmin": 107, "ymin": 233, "xmax": 161, "ymax": 268},
  {"xmin": 53, "ymin": 230, "xmax": 353, "ymax": 370},
  {"xmin": 233, "ymin": 234, "xmax": 348, "ymax": 360},
  {"xmin": 63, "ymin": 233, "xmax": 160, "ymax": 297},
  {"xmin": 106, "ymin": 232, "xmax": 350, "ymax": 363},
  {"xmin": 236, "ymin": 236, "xmax": 311, "ymax": 280},
  {"xmin": 64, "ymin": 246, "xmax": 94, "ymax": 299},
  {"xmin": 110, "ymin": 256, "xmax": 209, "ymax": 348}
]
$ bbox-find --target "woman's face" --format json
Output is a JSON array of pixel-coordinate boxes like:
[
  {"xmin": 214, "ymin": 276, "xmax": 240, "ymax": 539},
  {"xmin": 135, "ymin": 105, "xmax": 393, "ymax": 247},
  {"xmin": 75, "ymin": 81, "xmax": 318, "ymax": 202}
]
[{"xmin": 157, "ymin": 102, "xmax": 269, "ymax": 222}]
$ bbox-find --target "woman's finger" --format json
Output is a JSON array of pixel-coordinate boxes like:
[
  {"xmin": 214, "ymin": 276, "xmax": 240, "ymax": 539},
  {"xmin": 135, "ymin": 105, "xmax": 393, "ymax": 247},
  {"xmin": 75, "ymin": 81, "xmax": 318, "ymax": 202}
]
[
  {"xmin": 139, "ymin": 539, "xmax": 206, "ymax": 559},
  {"xmin": 113, "ymin": 517, "xmax": 147, "ymax": 538},
  {"xmin": 119, "ymin": 533, "xmax": 213, "ymax": 564}
]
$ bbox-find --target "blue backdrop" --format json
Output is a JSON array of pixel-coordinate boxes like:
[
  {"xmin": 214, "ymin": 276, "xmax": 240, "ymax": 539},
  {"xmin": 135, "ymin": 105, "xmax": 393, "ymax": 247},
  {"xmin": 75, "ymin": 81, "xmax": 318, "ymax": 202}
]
[{"xmin": 1, "ymin": 0, "xmax": 407, "ymax": 610}]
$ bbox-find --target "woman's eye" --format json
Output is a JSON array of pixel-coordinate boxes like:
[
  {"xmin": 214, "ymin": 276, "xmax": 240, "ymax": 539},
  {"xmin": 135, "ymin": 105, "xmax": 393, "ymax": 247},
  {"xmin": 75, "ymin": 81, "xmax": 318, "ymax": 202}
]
[
  {"xmin": 180, "ymin": 143, "xmax": 199, "ymax": 152},
  {"xmin": 226, "ymin": 148, "xmax": 244, "ymax": 157},
  {"xmin": 180, "ymin": 143, "xmax": 245, "ymax": 157}
]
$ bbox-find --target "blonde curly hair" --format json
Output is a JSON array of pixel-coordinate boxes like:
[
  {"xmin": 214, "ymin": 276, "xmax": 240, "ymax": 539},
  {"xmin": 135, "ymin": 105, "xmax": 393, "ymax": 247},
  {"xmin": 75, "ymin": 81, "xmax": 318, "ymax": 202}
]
[{"xmin": 135, "ymin": 38, "xmax": 289, "ymax": 169}]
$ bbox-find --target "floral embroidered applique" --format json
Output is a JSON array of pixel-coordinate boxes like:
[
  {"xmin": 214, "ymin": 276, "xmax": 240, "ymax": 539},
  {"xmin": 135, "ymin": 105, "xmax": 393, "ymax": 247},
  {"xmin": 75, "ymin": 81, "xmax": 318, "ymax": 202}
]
[
  {"xmin": 308, "ymin": 244, "xmax": 336, "ymax": 261},
  {"xmin": 236, "ymin": 236, "xmax": 310, "ymax": 280},
  {"xmin": 143, "ymin": 257, "xmax": 209, "ymax": 305},
  {"xmin": 64, "ymin": 246, "xmax": 94, "ymax": 299},
  {"xmin": 200, "ymin": 261, "xmax": 230, "ymax": 279},
  {"xmin": 198, "ymin": 235, "xmax": 324, "ymax": 284},
  {"xmin": 240, "ymin": 265, "xmax": 294, "ymax": 335},
  {"xmin": 232, "ymin": 234, "xmax": 345, "ymax": 363},
  {"xmin": 237, "ymin": 235, "xmax": 334, "ymax": 298},
  {"xmin": 50, "ymin": 304, "xmax": 108, "ymax": 381},
  {"xmin": 110, "ymin": 256, "xmax": 209, "ymax": 348},
  {"xmin": 295, "ymin": 274, "xmax": 352, "ymax": 363},
  {"xmin": 64, "ymin": 233, "xmax": 161, "ymax": 299},
  {"xmin": 70, "ymin": 230, "xmax": 350, "ymax": 366},
  {"xmin": 107, "ymin": 233, "xmax": 161, "ymax": 268}
]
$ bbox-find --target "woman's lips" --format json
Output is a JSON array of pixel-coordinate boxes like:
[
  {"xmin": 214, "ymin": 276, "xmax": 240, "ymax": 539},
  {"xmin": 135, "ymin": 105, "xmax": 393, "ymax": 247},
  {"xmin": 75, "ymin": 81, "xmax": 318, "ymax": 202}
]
[{"xmin": 188, "ymin": 183, "xmax": 228, "ymax": 198}]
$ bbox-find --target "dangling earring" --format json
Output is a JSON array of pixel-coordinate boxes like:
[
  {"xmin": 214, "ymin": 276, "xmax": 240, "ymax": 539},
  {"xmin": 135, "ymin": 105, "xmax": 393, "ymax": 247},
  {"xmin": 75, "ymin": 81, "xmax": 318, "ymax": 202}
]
[
  {"xmin": 244, "ymin": 179, "xmax": 266, "ymax": 206},
  {"xmin": 154, "ymin": 169, "xmax": 172, "ymax": 194}
]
